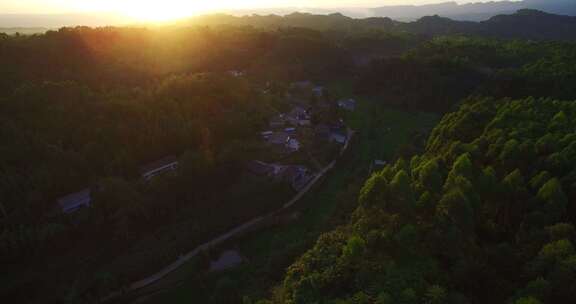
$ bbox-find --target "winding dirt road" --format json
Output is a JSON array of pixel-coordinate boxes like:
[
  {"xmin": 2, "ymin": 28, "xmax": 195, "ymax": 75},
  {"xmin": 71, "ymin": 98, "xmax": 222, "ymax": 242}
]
[{"xmin": 102, "ymin": 129, "xmax": 354, "ymax": 303}]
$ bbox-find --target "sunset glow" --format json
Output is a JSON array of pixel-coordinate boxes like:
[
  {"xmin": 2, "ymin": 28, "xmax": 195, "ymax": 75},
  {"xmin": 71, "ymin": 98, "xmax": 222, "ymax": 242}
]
[
  {"xmin": 0, "ymin": 1, "xmax": 495, "ymax": 19},
  {"xmin": 118, "ymin": 2, "xmax": 209, "ymax": 21}
]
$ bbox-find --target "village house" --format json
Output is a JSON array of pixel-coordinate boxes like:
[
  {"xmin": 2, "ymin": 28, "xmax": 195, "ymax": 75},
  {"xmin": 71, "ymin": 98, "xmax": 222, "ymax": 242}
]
[
  {"xmin": 312, "ymin": 86, "xmax": 324, "ymax": 97},
  {"xmin": 261, "ymin": 131, "xmax": 274, "ymax": 139},
  {"xmin": 57, "ymin": 189, "xmax": 92, "ymax": 214},
  {"xmin": 374, "ymin": 160, "xmax": 387, "ymax": 167},
  {"xmin": 140, "ymin": 156, "xmax": 179, "ymax": 181},
  {"xmin": 330, "ymin": 130, "xmax": 348, "ymax": 145},
  {"xmin": 316, "ymin": 124, "xmax": 348, "ymax": 145},
  {"xmin": 370, "ymin": 160, "xmax": 388, "ymax": 174},
  {"xmin": 286, "ymin": 106, "xmax": 311, "ymax": 126},
  {"xmin": 282, "ymin": 165, "xmax": 313, "ymax": 191},
  {"xmin": 338, "ymin": 98, "xmax": 357, "ymax": 111},
  {"xmin": 286, "ymin": 138, "xmax": 301, "ymax": 152},
  {"xmin": 267, "ymin": 132, "xmax": 291, "ymax": 145},
  {"xmin": 265, "ymin": 131, "xmax": 301, "ymax": 153}
]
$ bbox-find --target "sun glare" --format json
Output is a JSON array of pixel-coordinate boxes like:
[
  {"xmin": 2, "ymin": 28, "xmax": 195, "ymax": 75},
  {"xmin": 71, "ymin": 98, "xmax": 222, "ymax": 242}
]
[
  {"xmin": 120, "ymin": 2, "xmax": 210, "ymax": 22},
  {"xmin": 74, "ymin": 0, "xmax": 302, "ymax": 23}
]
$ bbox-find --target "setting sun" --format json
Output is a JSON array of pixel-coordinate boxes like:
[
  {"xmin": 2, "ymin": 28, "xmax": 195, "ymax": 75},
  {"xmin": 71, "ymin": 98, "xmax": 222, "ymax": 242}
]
[
  {"xmin": 118, "ymin": 1, "xmax": 210, "ymax": 22},
  {"xmin": 71, "ymin": 0, "xmax": 300, "ymax": 23}
]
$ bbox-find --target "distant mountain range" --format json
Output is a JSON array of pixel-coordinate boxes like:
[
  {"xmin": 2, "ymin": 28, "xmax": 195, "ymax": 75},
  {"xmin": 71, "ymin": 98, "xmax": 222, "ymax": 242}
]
[
  {"xmin": 0, "ymin": 13, "xmax": 127, "ymax": 28},
  {"xmin": 371, "ymin": 0, "xmax": 576, "ymax": 21},
  {"xmin": 404, "ymin": 9, "xmax": 576, "ymax": 40},
  {"xmin": 187, "ymin": 9, "xmax": 576, "ymax": 42},
  {"xmin": 0, "ymin": 0, "xmax": 576, "ymax": 33}
]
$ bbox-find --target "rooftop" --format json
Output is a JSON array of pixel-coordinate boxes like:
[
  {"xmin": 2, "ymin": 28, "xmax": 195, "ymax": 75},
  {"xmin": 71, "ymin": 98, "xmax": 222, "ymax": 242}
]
[
  {"xmin": 58, "ymin": 189, "xmax": 91, "ymax": 210},
  {"xmin": 268, "ymin": 132, "xmax": 290, "ymax": 144}
]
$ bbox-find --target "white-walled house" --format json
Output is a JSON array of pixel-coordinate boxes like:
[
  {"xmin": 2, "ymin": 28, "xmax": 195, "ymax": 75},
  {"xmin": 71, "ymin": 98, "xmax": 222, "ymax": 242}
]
[
  {"xmin": 337, "ymin": 99, "xmax": 356, "ymax": 111},
  {"xmin": 312, "ymin": 86, "xmax": 324, "ymax": 97},
  {"xmin": 57, "ymin": 189, "xmax": 92, "ymax": 214},
  {"xmin": 330, "ymin": 131, "xmax": 348, "ymax": 145},
  {"xmin": 286, "ymin": 138, "xmax": 301, "ymax": 152}
]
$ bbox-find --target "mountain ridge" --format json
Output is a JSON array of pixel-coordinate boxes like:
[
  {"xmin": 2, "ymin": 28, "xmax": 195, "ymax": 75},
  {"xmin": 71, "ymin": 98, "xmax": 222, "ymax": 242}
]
[
  {"xmin": 1, "ymin": 0, "xmax": 576, "ymax": 28},
  {"xmin": 372, "ymin": 0, "xmax": 576, "ymax": 21}
]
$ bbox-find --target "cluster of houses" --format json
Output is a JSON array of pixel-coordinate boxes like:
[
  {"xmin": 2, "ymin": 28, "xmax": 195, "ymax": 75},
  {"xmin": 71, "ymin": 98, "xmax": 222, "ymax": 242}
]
[
  {"xmin": 57, "ymin": 81, "xmax": 358, "ymax": 215},
  {"xmin": 262, "ymin": 82, "xmax": 356, "ymax": 152},
  {"xmin": 262, "ymin": 106, "xmax": 312, "ymax": 153},
  {"xmin": 252, "ymin": 81, "xmax": 357, "ymax": 191},
  {"xmin": 57, "ymin": 156, "xmax": 180, "ymax": 214}
]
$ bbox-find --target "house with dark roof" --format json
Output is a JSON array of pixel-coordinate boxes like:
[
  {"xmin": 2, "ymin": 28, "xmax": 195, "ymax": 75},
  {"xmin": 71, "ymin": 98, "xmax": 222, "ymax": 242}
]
[
  {"xmin": 140, "ymin": 156, "xmax": 179, "ymax": 181},
  {"xmin": 265, "ymin": 131, "xmax": 302, "ymax": 153},
  {"xmin": 267, "ymin": 132, "xmax": 291, "ymax": 145},
  {"xmin": 370, "ymin": 160, "xmax": 388, "ymax": 174},
  {"xmin": 57, "ymin": 189, "xmax": 92, "ymax": 214},
  {"xmin": 261, "ymin": 131, "xmax": 274, "ymax": 139},
  {"xmin": 286, "ymin": 138, "xmax": 301, "ymax": 152},
  {"xmin": 338, "ymin": 98, "xmax": 357, "ymax": 111},
  {"xmin": 316, "ymin": 124, "xmax": 348, "ymax": 145},
  {"xmin": 282, "ymin": 166, "xmax": 313, "ymax": 191},
  {"xmin": 330, "ymin": 130, "xmax": 348, "ymax": 145},
  {"xmin": 313, "ymin": 86, "xmax": 324, "ymax": 97},
  {"xmin": 286, "ymin": 106, "xmax": 311, "ymax": 126}
]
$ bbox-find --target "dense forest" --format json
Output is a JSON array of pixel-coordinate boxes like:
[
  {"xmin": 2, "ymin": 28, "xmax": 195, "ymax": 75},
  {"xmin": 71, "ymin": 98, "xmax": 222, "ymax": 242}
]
[
  {"xmin": 0, "ymin": 25, "xmax": 349, "ymax": 302},
  {"xmin": 357, "ymin": 36, "xmax": 576, "ymax": 112},
  {"xmin": 2, "ymin": 9, "xmax": 576, "ymax": 304},
  {"xmin": 266, "ymin": 97, "xmax": 576, "ymax": 304}
]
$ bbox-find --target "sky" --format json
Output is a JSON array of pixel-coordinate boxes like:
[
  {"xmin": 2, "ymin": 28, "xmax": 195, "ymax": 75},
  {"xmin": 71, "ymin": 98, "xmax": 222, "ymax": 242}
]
[{"xmin": 0, "ymin": 1, "xmax": 508, "ymax": 21}]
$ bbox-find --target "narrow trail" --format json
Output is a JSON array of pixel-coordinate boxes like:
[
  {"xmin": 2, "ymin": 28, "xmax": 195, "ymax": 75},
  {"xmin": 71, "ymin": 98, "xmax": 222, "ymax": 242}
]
[{"xmin": 102, "ymin": 130, "xmax": 355, "ymax": 303}]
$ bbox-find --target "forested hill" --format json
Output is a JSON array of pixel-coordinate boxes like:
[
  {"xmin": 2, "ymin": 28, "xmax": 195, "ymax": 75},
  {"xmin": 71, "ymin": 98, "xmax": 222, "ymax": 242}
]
[
  {"xmin": 409, "ymin": 9, "xmax": 576, "ymax": 41},
  {"xmin": 188, "ymin": 9, "xmax": 576, "ymax": 42},
  {"xmin": 265, "ymin": 97, "xmax": 576, "ymax": 304},
  {"xmin": 356, "ymin": 36, "xmax": 576, "ymax": 113}
]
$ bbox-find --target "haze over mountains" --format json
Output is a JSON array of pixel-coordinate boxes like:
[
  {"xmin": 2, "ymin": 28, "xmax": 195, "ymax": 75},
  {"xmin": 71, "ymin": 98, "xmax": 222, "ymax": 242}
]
[
  {"xmin": 1, "ymin": 0, "xmax": 575, "ymax": 29},
  {"xmin": 188, "ymin": 9, "xmax": 576, "ymax": 42},
  {"xmin": 371, "ymin": 0, "xmax": 576, "ymax": 21}
]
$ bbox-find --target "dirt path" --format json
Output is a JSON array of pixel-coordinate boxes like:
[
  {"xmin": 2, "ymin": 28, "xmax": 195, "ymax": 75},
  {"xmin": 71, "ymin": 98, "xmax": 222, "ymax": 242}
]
[{"xmin": 102, "ymin": 130, "xmax": 355, "ymax": 303}]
